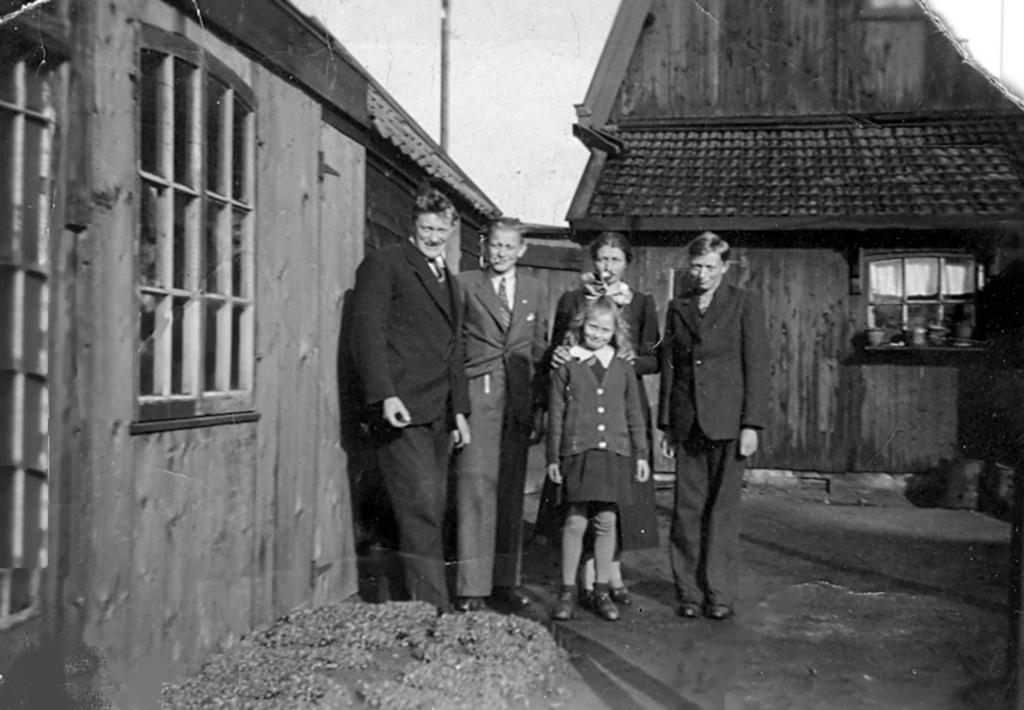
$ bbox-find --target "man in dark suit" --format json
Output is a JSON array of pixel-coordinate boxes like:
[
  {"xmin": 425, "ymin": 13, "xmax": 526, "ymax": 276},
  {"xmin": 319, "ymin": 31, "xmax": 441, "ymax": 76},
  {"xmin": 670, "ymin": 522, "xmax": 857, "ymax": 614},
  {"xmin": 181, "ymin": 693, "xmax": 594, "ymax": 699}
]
[
  {"xmin": 350, "ymin": 187, "xmax": 471, "ymax": 612},
  {"xmin": 658, "ymin": 231, "xmax": 770, "ymax": 621},
  {"xmin": 453, "ymin": 218, "xmax": 549, "ymax": 612}
]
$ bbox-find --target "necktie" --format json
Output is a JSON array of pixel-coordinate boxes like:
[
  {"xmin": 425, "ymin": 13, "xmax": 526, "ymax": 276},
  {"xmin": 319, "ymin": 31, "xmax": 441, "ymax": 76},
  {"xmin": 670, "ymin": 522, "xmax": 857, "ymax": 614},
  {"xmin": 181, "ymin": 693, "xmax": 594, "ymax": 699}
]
[
  {"xmin": 497, "ymin": 276, "xmax": 512, "ymax": 329},
  {"xmin": 432, "ymin": 257, "xmax": 446, "ymax": 283}
]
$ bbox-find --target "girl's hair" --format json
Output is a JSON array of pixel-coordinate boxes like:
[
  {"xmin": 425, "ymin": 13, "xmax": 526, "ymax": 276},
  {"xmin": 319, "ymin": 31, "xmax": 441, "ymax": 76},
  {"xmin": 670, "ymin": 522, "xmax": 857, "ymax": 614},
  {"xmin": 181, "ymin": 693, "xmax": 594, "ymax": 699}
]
[
  {"xmin": 588, "ymin": 231, "xmax": 634, "ymax": 263},
  {"xmin": 563, "ymin": 296, "xmax": 635, "ymax": 359}
]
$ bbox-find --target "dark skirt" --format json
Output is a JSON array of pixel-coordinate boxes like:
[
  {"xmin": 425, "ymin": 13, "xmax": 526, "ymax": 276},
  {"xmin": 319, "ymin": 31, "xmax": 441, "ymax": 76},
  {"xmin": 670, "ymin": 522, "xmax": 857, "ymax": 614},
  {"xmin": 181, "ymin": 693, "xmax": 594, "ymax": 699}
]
[
  {"xmin": 562, "ymin": 449, "xmax": 632, "ymax": 504},
  {"xmin": 534, "ymin": 453, "xmax": 659, "ymax": 551}
]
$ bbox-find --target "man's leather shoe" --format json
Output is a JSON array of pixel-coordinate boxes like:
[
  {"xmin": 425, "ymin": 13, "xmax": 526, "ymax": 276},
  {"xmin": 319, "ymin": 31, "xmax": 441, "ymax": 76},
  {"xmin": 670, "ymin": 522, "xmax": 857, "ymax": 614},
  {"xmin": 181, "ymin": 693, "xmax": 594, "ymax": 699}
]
[
  {"xmin": 454, "ymin": 596, "xmax": 484, "ymax": 612},
  {"xmin": 491, "ymin": 586, "xmax": 531, "ymax": 608},
  {"xmin": 704, "ymin": 603, "xmax": 734, "ymax": 620},
  {"xmin": 677, "ymin": 602, "xmax": 701, "ymax": 619}
]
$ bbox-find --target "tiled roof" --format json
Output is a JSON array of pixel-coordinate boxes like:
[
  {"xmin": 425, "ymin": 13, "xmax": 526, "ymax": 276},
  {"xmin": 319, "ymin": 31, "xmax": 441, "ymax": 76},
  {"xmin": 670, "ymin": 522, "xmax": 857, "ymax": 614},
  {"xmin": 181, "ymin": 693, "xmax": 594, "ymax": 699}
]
[
  {"xmin": 588, "ymin": 116, "xmax": 1024, "ymax": 221},
  {"xmin": 368, "ymin": 86, "xmax": 501, "ymax": 219}
]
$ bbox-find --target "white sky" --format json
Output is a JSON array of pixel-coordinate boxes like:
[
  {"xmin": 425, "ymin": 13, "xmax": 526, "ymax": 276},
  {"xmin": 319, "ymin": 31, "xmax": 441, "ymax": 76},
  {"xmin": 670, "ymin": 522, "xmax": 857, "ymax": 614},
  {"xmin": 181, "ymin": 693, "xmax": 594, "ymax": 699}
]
[{"xmin": 293, "ymin": 0, "xmax": 1024, "ymax": 225}]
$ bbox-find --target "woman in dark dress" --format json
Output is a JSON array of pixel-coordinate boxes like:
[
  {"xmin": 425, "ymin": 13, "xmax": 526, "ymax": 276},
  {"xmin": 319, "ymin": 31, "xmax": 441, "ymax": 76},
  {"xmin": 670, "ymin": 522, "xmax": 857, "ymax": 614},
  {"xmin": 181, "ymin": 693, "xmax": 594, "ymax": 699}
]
[{"xmin": 536, "ymin": 231, "xmax": 660, "ymax": 607}]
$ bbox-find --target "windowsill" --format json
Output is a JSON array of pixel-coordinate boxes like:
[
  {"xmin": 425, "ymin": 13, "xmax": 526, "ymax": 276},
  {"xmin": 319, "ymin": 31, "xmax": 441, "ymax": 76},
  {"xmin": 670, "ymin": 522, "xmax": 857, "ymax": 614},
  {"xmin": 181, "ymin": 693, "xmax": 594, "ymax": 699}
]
[
  {"xmin": 858, "ymin": 343, "xmax": 989, "ymax": 365},
  {"xmin": 129, "ymin": 410, "xmax": 260, "ymax": 435},
  {"xmin": 864, "ymin": 343, "xmax": 987, "ymax": 353}
]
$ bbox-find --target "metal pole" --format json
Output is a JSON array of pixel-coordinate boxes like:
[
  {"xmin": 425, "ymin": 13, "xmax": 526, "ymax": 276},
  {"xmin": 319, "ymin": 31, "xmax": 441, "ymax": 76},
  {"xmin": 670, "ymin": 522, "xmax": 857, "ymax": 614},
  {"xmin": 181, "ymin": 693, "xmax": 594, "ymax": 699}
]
[{"xmin": 440, "ymin": 0, "xmax": 450, "ymax": 151}]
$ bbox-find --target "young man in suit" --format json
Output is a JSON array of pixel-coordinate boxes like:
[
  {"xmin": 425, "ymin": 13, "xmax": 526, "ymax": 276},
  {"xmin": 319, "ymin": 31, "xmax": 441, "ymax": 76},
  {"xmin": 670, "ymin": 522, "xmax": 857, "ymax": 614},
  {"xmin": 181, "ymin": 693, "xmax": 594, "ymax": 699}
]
[
  {"xmin": 350, "ymin": 187, "xmax": 471, "ymax": 612},
  {"xmin": 658, "ymin": 231, "xmax": 770, "ymax": 621},
  {"xmin": 453, "ymin": 217, "xmax": 549, "ymax": 612}
]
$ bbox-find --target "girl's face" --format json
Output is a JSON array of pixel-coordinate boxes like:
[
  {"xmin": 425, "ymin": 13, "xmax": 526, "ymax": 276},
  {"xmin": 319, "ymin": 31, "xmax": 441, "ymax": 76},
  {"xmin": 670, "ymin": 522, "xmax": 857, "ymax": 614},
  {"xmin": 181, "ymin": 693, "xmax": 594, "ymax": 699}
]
[
  {"xmin": 582, "ymin": 310, "xmax": 616, "ymax": 351},
  {"xmin": 593, "ymin": 245, "xmax": 628, "ymax": 285}
]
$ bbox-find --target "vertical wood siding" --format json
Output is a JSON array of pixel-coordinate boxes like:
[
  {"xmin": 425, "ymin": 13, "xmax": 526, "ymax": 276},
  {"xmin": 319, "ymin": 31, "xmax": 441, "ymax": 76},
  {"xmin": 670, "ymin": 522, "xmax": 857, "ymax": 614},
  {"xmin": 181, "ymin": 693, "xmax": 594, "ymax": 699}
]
[
  {"xmin": 610, "ymin": 0, "xmax": 1012, "ymax": 122},
  {"xmin": 58, "ymin": 9, "xmax": 364, "ymax": 688},
  {"xmin": 633, "ymin": 242, "xmax": 960, "ymax": 473},
  {"xmin": 252, "ymin": 68, "xmax": 322, "ymax": 619},
  {"xmin": 313, "ymin": 122, "xmax": 364, "ymax": 606}
]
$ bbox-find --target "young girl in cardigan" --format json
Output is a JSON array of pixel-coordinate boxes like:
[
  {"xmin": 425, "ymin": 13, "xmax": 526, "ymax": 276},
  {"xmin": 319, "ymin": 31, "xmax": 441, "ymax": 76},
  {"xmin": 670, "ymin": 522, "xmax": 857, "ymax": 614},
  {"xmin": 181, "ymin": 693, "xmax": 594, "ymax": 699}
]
[{"xmin": 546, "ymin": 296, "xmax": 650, "ymax": 621}]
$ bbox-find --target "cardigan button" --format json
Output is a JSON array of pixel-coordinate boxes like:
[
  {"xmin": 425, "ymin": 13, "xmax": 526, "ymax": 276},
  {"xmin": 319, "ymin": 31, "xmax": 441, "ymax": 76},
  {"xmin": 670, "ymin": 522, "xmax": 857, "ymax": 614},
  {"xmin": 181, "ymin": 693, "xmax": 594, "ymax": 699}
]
[
  {"xmin": 598, "ymin": 441, "xmax": 608, "ymax": 448},
  {"xmin": 597, "ymin": 424, "xmax": 606, "ymax": 432},
  {"xmin": 596, "ymin": 388, "xmax": 604, "ymax": 395},
  {"xmin": 597, "ymin": 406, "xmax": 605, "ymax": 414}
]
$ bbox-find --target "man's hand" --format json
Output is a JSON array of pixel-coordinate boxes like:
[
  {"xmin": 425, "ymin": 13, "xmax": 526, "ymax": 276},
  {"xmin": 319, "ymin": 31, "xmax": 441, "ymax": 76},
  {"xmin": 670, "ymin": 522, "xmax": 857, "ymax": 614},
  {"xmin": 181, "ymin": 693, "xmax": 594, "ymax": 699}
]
[
  {"xmin": 660, "ymin": 435, "xmax": 676, "ymax": 459},
  {"xmin": 529, "ymin": 409, "xmax": 546, "ymax": 445},
  {"xmin": 739, "ymin": 427, "xmax": 759, "ymax": 458},
  {"xmin": 550, "ymin": 345, "xmax": 571, "ymax": 369},
  {"xmin": 636, "ymin": 459, "xmax": 650, "ymax": 483},
  {"xmin": 452, "ymin": 413, "xmax": 471, "ymax": 449},
  {"xmin": 383, "ymin": 396, "xmax": 411, "ymax": 428},
  {"xmin": 546, "ymin": 462, "xmax": 562, "ymax": 485}
]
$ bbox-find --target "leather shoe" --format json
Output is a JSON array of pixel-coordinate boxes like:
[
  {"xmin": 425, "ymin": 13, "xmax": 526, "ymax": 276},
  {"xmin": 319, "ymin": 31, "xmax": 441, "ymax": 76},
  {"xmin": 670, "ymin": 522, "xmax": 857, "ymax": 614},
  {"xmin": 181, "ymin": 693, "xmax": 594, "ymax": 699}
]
[
  {"xmin": 551, "ymin": 587, "xmax": 575, "ymax": 621},
  {"xmin": 677, "ymin": 602, "xmax": 701, "ymax": 619},
  {"xmin": 592, "ymin": 588, "xmax": 620, "ymax": 622},
  {"xmin": 454, "ymin": 596, "xmax": 484, "ymax": 612},
  {"xmin": 609, "ymin": 586, "xmax": 632, "ymax": 606},
  {"xmin": 704, "ymin": 603, "xmax": 734, "ymax": 620},
  {"xmin": 491, "ymin": 586, "xmax": 531, "ymax": 608}
]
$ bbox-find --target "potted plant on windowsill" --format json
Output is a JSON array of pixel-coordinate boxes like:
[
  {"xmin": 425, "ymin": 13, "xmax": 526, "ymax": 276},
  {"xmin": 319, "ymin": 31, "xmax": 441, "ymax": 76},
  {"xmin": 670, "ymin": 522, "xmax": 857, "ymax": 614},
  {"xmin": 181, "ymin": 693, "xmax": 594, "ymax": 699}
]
[
  {"xmin": 865, "ymin": 327, "xmax": 886, "ymax": 346},
  {"xmin": 927, "ymin": 321, "xmax": 948, "ymax": 346}
]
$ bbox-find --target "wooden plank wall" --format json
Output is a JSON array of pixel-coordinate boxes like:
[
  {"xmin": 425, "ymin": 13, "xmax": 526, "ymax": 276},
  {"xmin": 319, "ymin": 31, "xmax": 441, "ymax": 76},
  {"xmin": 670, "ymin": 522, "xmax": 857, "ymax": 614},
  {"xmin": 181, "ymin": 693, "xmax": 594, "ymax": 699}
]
[
  {"xmin": 313, "ymin": 122, "xmax": 364, "ymax": 606},
  {"xmin": 632, "ymin": 242, "xmax": 962, "ymax": 474},
  {"xmin": 69, "ymin": 0, "xmax": 139, "ymax": 687},
  {"xmin": 56, "ymin": 6, "xmax": 362, "ymax": 691},
  {"xmin": 610, "ymin": 0, "xmax": 1012, "ymax": 121},
  {"xmin": 252, "ymin": 68, "xmax": 322, "ymax": 619}
]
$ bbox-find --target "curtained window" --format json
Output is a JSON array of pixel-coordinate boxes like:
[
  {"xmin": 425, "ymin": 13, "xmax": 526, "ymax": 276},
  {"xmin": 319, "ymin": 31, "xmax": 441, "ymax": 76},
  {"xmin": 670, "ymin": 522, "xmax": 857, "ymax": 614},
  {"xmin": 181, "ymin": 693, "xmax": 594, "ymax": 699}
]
[{"xmin": 867, "ymin": 254, "xmax": 981, "ymax": 333}]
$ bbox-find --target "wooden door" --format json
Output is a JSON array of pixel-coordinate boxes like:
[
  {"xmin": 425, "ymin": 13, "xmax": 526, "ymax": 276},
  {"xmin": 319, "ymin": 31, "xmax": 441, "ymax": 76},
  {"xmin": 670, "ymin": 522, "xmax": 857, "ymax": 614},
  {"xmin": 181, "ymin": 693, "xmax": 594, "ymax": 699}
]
[{"xmin": 311, "ymin": 119, "xmax": 364, "ymax": 604}]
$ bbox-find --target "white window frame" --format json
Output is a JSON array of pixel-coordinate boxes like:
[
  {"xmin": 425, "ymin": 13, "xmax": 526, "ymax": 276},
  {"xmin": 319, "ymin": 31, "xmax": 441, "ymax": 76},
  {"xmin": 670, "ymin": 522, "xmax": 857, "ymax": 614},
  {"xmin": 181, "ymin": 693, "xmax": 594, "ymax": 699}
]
[
  {"xmin": 135, "ymin": 25, "xmax": 255, "ymax": 424},
  {"xmin": 0, "ymin": 41, "xmax": 56, "ymax": 630},
  {"xmin": 866, "ymin": 251, "xmax": 984, "ymax": 332}
]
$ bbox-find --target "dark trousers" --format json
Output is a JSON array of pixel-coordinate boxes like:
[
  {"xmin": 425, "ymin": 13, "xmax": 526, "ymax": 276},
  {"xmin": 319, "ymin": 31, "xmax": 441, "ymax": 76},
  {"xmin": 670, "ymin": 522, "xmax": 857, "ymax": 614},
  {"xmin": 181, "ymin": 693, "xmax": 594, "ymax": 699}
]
[
  {"xmin": 455, "ymin": 368, "xmax": 530, "ymax": 596},
  {"xmin": 377, "ymin": 417, "xmax": 451, "ymax": 609},
  {"xmin": 670, "ymin": 428, "xmax": 744, "ymax": 606}
]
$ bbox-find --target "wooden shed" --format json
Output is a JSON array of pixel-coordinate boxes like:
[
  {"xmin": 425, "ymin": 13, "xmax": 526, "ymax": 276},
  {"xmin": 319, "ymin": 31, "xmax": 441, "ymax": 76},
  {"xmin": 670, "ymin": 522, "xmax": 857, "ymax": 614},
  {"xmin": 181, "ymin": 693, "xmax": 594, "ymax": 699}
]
[
  {"xmin": 568, "ymin": 0, "xmax": 1024, "ymax": 476},
  {"xmin": 0, "ymin": 0, "xmax": 499, "ymax": 698}
]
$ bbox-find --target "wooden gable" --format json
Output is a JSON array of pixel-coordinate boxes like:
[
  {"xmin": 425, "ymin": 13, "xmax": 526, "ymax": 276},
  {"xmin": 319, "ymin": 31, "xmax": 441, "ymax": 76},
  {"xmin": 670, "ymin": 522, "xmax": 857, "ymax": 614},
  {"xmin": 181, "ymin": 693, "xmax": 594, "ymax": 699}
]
[{"xmin": 579, "ymin": 0, "xmax": 1017, "ymax": 128}]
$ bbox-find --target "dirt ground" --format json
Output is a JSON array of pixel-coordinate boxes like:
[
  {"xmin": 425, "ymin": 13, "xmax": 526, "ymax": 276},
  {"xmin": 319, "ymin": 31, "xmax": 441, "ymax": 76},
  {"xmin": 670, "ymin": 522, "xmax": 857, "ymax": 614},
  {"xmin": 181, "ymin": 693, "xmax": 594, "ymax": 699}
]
[{"xmin": 517, "ymin": 483, "xmax": 1013, "ymax": 710}]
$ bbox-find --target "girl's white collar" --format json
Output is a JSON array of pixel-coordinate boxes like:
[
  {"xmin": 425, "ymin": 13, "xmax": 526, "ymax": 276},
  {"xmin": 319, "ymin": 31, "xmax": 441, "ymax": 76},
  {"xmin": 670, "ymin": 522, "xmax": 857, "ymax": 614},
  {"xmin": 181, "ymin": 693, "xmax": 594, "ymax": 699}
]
[{"xmin": 568, "ymin": 344, "xmax": 615, "ymax": 367}]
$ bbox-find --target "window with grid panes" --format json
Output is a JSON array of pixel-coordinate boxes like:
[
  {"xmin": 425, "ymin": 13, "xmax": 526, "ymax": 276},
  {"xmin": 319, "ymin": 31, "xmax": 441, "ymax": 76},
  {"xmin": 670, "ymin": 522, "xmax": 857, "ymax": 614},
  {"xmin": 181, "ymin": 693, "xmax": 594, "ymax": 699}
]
[
  {"xmin": 0, "ymin": 40, "xmax": 57, "ymax": 629},
  {"xmin": 137, "ymin": 26, "xmax": 255, "ymax": 422},
  {"xmin": 867, "ymin": 254, "xmax": 983, "ymax": 336}
]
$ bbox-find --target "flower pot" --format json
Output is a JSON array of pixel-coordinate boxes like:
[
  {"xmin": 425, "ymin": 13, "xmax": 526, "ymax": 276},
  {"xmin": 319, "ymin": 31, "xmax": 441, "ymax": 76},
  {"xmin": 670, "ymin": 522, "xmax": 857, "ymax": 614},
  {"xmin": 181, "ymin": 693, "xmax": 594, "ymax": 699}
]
[
  {"xmin": 865, "ymin": 328, "xmax": 886, "ymax": 346},
  {"xmin": 926, "ymin": 325, "xmax": 947, "ymax": 347}
]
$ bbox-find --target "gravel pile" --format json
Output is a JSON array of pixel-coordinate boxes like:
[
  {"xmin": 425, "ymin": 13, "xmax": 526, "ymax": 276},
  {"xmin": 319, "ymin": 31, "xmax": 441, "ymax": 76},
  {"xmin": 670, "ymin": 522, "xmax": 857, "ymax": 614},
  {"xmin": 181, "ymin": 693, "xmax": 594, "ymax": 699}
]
[{"xmin": 161, "ymin": 600, "xmax": 571, "ymax": 709}]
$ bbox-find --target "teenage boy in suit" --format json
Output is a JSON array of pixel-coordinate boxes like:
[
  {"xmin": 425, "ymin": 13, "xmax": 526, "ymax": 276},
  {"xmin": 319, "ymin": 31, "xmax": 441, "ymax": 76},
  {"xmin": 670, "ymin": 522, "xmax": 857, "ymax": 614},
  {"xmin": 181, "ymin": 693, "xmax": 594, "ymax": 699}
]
[
  {"xmin": 453, "ymin": 218, "xmax": 549, "ymax": 612},
  {"xmin": 350, "ymin": 187, "xmax": 471, "ymax": 612},
  {"xmin": 658, "ymin": 231, "xmax": 770, "ymax": 621}
]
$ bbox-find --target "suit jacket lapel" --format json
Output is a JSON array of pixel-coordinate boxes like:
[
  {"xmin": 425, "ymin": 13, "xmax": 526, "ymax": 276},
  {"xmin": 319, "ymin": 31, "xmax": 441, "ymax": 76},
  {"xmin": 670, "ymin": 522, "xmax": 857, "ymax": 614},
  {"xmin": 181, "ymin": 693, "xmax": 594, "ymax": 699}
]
[
  {"xmin": 676, "ymin": 296, "xmax": 701, "ymax": 336},
  {"xmin": 507, "ymin": 274, "xmax": 534, "ymax": 339},
  {"xmin": 405, "ymin": 243, "xmax": 453, "ymax": 324},
  {"xmin": 473, "ymin": 271, "xmax": 508, "ymax": 331},
  {"xmin": 701, "ymin": 285, "xmax": 731, "ymax": 332}
]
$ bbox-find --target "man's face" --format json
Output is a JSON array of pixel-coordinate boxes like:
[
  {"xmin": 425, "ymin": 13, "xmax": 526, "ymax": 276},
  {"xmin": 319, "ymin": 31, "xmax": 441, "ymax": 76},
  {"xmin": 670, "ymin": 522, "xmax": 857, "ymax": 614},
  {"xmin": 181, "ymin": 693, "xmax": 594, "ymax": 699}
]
[
  {"xmin": 486, "ymin": 227, "xmax": 527, "ymax": 275},
  {"xmin": 688, "ymin": 250, "xmax": 729, "ymax": 293},
  {"xmin": 412, "ymin": 211, "xmax": 454, "ymax": 260}
]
